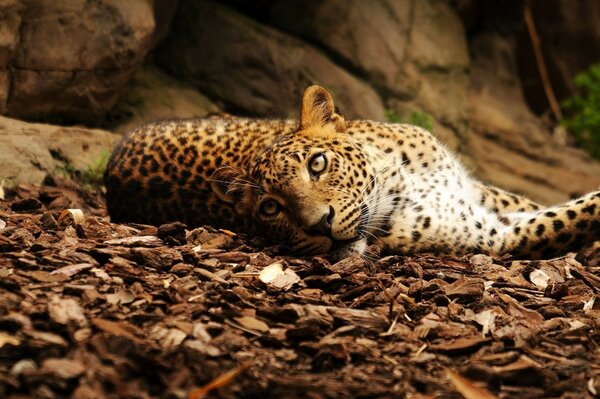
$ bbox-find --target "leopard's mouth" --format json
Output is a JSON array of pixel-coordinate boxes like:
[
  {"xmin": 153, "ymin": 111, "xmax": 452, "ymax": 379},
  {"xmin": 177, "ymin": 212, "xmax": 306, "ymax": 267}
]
[
  {"xmin": 328, "ymin": 236, "xmax": 367, "ymax": 261},
  {"xmin": 330, "ymin": 236, "xmax": 363, "ymax": 252}
]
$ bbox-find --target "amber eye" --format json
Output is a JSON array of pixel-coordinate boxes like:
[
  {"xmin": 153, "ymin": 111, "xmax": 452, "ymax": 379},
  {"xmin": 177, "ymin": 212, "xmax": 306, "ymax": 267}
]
[
  {"xmin": 308, "ymin": 153, "xmax": 327, "ymax": 175},
  {"xmin": 259, "ymin": 199, "xmax": 281, "ymax": 217}
]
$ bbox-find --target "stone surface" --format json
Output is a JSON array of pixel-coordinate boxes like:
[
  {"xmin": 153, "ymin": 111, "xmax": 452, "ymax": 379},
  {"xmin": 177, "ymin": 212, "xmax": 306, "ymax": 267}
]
[
  {"xmin": 250, "ymin": 0, "xmax": 470, "ymax": 144},
  {"xmin": 2, "ymin": 0, "xmax": 157, "ymax": 124},
  {"xmin": 468, "ymin": 33, "xmax": 600, "ymax": 205},
  {"xmin": 0, "ymin": 116, "xmax": 120, "ymax": 185},
  {"xmin": 0, "ymin": 0, "xmax": 21, "ymax": 114},
  {"xmin": 106, "ymin": 65, "xmax": 219, "ymax": 133},
  {"xmin": 246, "ymin": 0, "xmax": 414, "ymax": 98},
  {"xmin": 157, "ymin": 0, "xmax": 385, "ymax": 120}
]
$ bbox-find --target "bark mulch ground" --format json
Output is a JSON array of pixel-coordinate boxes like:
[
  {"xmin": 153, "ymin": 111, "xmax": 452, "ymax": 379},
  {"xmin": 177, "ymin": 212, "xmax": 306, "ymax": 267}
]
[{"xmin": 0, "ymin": 177, "xmax": 599, "ymax": 398}]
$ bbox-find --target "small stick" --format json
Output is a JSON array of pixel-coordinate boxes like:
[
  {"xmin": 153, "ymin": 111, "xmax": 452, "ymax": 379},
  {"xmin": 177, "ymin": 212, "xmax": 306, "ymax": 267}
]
[{"xmin": 524, "ymin": 1, "xmax": 563, "ymax": 120}]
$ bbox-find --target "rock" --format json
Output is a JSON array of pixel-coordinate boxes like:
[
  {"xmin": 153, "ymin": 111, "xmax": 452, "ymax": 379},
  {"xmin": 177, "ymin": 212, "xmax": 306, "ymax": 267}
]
[
  {"xmin": 248, "ymin": 0, "xmax": 469, "ymax": 138},
  {"xmin": 0, "ymin": 0, "xmax": 21, "ymax": 114},
  {"xmin": 0, "ymin": 116, "xmax": 119, "ymax": 185},
  {"xmin": 248, "ymin": 0, "xmax": 414, "ymax": 98},
  {"xmin": 157, "ymin": 0, "xmax": 384, "ymax": 120},
  {"xmin": 106, "ymin": 65, "xmax": 219, "ymax": 133},
  {"xmin": 2, "ymin": 0, "xmax": 157, "ymax": 124},
  {"xmin": 468, "ymin": 34, "xmax": 600, "ymax": 204}
]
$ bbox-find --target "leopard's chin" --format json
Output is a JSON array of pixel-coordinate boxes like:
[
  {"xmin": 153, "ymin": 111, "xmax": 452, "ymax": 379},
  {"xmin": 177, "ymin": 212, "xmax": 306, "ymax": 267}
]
[{"xmin": 328, "ymin": 237, "xmax": 368, "ymax": 261}]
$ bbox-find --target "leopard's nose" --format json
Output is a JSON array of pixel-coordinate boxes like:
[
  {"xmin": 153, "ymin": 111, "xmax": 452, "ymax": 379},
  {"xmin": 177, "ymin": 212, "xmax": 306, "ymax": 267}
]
[{"xmin": 305, "ymin": 206, "xmax": 334, "ymax": 237}]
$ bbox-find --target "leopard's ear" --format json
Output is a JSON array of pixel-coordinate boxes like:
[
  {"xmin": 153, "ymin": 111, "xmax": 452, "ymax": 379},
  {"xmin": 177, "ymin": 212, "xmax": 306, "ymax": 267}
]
[
  {"xmin": 300, "ymin": 85, "xmax": 345, "ymax": 132},
  {"xmin": 209, "ymin": 167, "xmax": 255, "ymax": 215}
]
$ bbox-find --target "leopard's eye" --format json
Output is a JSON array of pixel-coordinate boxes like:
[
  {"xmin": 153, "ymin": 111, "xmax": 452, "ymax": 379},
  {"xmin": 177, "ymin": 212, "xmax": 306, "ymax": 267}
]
[
  {"xmin": 259, "ymin": 199, "xmax": 281, "ymax": 217},
  {"xmin": 308, "ymin": 153, "xmax": 327, "ymax": 175}
]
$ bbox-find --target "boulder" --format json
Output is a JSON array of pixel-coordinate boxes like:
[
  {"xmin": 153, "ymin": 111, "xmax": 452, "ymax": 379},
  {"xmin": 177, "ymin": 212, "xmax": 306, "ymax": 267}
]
[
  {"xmin": 468, "ymin": 33, "xmax": 600, "ymax": 205},
  {"xmin": 241, "ymin": 0, "xmax": 470, "ymax": 145},
  {"xmin": 0, "ymin": 116, "xmax": 120, "ymax": 185},
  {"xmin": 157, "ymin": 0, "xmax": 384, "ymax": 120},
  {"xmin": 106, "ymin": 65, "xmax": 219, "ymax": 133},
  {"xmin": 0, "ymin": 0, "xmax": 21, "ymax": 114},
  {"xmin": 1, "ymin": 0, "xmax": 158, "ymax": 124}
]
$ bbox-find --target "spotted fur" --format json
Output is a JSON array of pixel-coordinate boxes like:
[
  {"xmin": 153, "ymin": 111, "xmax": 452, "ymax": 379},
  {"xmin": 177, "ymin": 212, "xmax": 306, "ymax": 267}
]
[{"xmin": 105, "ymin": 86, "xmax": 600, "ymax": 260}]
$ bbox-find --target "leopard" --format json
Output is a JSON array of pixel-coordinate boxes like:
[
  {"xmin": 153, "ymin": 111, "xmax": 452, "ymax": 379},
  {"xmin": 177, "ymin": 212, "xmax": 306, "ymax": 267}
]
[{"xmin": 105, "ymin": 85, "xmax": 600, "ymax": 260}]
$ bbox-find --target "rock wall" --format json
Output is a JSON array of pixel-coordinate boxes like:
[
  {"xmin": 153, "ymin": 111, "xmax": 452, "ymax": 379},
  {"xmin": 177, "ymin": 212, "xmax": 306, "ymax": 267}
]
[
  {"xmin": 1, "ymin": 0, "xmax": 600, "ymax": 203},
  {"xmin": 0, "ymin": 0, "xmax": 164, "ymax": 124},
  {"xmin": 157, "ymin": 0, "xmax": 386, "ymax": 121},
  {"xmin": 240, "ymin": 0, "xmax": 470, "ymax": 148}
]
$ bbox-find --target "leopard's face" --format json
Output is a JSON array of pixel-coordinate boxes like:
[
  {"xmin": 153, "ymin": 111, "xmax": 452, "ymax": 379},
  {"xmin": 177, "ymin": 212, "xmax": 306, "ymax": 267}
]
[
  {"xmin": 210, "ymin": 85, "xmax": 376, "ymax": 259},
  {"xmin": 246, "ymin": 130, "xmax": 375, "ymax": 258}
]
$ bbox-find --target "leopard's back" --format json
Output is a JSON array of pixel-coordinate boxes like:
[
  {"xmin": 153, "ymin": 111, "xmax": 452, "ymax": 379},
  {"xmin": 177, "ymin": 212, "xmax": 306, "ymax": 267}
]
[{"xmin": 104, "ymin": 116, "xmax": 295, "ymax": 228}]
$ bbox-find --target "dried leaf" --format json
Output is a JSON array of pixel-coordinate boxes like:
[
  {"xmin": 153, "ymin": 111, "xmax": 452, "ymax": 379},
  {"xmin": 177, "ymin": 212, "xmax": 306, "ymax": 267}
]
[
  {"xmin": 188, "ymin": 361, "xmax": 252, "ymax": 399},
  {"xmin": 0, "ymin": 219, "xmax": 5, "ymax": 230},
  {"xmin": 259, "ymin": 262, "xmax": 284, "ymax": 283},
  {"xmin": 446, "ymin": 368, "xmax": 498, "ymax": 399},
  {"xmin": 0, "ymin": 179, "xmax": 5, "ymax": 200},
  {"xmin": 259, "ymin": 263, "xmax": 300, "ymax": 290}
]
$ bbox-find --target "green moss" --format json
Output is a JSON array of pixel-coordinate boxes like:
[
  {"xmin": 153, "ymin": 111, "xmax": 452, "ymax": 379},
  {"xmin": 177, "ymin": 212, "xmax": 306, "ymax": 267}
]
[
  {"xmin": 561, "ymin": 64, "xmax": 600, "ymax": 159},
  {"xmin": 55, "ymin": 150, "xmax": 110, "ymax": 189}
]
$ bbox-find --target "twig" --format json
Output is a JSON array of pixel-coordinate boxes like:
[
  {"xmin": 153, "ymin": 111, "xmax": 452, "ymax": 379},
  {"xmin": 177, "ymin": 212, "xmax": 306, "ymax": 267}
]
[
  {"xmin": 524, "ymin": 0, "xmax": 563, "ymax": 120},
  {"xmin": 188, "ymin": 361, "xmax": 252, "ymax": 399},
  {"xmin": 357, "ymin": 341, "xmax": 399, "ymax": 366}
]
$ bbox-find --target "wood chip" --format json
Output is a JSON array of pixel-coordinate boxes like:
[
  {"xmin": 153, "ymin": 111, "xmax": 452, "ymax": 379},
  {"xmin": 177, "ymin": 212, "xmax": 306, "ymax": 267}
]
[
  {"xmin": 1, "ymin": 178, "xmax": 597, "ymax": 398},
  {"xmin": 446, "ymin": 368, "xmax": 498, "ymax": 399},
  {"xmin": 48, "ymin": 295, "xmax": 88, "ymax": 327},
  {"xmin": 58, "ymin": 208, "xmax": 85, "ymax": 227},
  {"xmin": 104, "ymin": 235, "xmax": 163, "ymax": 247}
]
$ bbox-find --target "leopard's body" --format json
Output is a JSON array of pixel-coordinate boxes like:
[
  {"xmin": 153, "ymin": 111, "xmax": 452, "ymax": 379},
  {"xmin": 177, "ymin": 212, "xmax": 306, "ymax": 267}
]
[{"xmin": 105, "ymin": 86, "xmax": 600, "ymax": 260}]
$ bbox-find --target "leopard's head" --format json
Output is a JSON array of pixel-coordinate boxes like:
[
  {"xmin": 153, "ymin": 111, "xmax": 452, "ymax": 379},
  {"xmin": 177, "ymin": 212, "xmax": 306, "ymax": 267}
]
[{"xmin": 211, "ymin": 86, "xmax": 376, "ymax": 259}]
